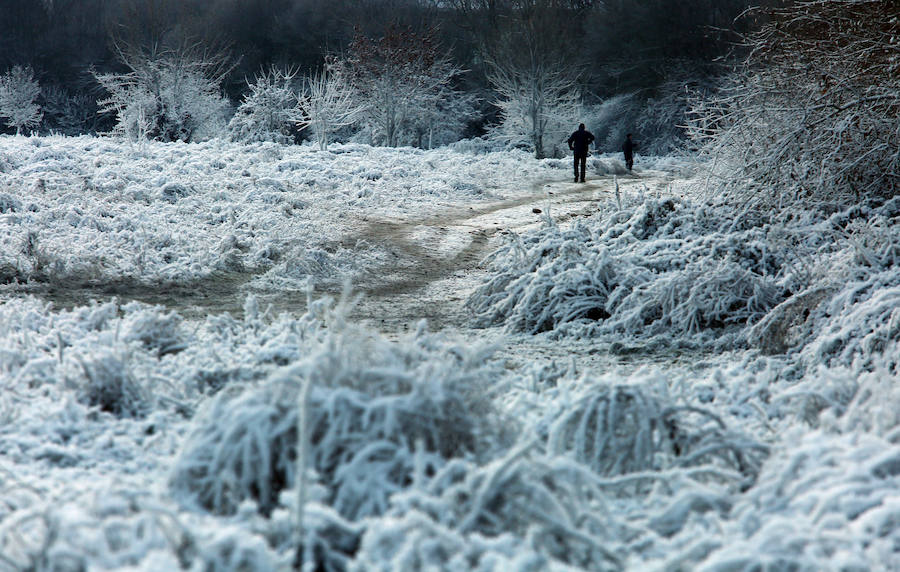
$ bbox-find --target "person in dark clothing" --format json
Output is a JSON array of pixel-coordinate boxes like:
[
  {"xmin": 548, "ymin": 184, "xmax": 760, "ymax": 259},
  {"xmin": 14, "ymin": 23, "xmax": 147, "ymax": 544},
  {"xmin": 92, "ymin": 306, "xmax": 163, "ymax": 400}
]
[
  {"xmin": 622, "ymin": 133, "xmax": 636, "ymax": 171},
  {"xmin": 567, "ymin": 123, "xmax": 595, "ymax": 183}
]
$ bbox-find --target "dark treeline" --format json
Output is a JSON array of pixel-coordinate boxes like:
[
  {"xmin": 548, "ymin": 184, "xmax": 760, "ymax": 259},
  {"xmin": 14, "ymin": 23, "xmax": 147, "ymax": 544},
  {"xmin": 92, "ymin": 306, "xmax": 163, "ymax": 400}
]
[{"xmin": 1, "ymin": 0, "xmax": 767, "ymax": 141}]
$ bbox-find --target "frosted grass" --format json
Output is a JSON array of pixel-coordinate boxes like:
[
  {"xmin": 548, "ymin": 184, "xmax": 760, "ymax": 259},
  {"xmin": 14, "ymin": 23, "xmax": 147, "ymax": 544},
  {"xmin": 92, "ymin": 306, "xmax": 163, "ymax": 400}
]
[{"xmin": 1, "ymin": 135, "xmax": 899, "ymax": 570}]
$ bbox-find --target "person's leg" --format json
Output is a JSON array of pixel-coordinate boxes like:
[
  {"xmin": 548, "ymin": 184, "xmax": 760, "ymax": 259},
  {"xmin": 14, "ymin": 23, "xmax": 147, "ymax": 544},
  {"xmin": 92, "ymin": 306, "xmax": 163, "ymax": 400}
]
[
  {"xmin": 573, "ymin": 155, "xmax": 579, "ymax": 182},
  {"xmin": 579, "ymin": 155, "xmax": 586, "ymax": 182}
]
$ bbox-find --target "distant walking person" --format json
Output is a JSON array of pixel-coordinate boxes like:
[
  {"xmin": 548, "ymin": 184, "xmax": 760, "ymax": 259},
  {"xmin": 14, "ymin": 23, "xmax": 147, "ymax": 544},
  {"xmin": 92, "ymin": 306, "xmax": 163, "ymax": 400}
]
[
  {"xmin": 567, "ymin": 123, "xmax": 595, "ymax": 183},
  {"xmin": 622, "ymin": 133, "xmax": 637, "ymax": 171}
]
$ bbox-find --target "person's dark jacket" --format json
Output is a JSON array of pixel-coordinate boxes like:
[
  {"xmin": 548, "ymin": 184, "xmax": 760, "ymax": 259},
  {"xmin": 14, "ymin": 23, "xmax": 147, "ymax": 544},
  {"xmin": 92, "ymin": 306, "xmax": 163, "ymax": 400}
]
[
  {"xmin": 568, "ymin": 127, "xmax": 595, "ymax": 156},
  {"xmin": 622, "ymin": 138, "xmax": 636, "ymax": 158}
]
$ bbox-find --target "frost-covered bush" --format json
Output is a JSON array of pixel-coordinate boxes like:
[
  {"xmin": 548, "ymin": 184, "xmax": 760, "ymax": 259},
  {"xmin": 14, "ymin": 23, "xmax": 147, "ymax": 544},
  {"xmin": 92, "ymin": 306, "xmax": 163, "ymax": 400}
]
[
  {"xmin": 681, "ymin": 430, "xmax": 900, "ymax": 571},
  {"xmin": 297, "ymin": 66, "xmax": 362, "ymax": 151},
  {"xmin": 229, "ymin": 67, "xmax": 302, "ymax": 144},
  {"xmin": 94, "ymin": 45, "xmax": 231, "ymax": 142},
  {"xmin": 120, "ymin": 302, "xmax": 186, "ymax": 357},
  {"xmin": 353, "ymin": 397, "xmax": 763, "ymax": 571},
  {"xmin": 488, "ymin": 56, "xmax": 580, "ymax": 160},
  {"xmin": 584, "ymin": 92, "xmax": 638, "ymax": 153},
  {"xmin": 747, "ymin": 197, "xmax": 900, "ymax": 360},
  {"xmin": 74, "ymin": 350, "xmax": 152, "ymax": 417},
  {"xmin": 0, "ymin": 65, "xmax": 42, "ymax": 135},
  {"xmin": 41, "ymin": 84, "xmax": 98, "ymax": 135},
  {"xmin": 801, "ymin": 273, "xmax": 900, "ymax": 373},
  {"xmin": 544, "ymin": 382, "xmax": 766, "ymax": 480},
  {"xmin": 339, "ymin": 26, "xmax": 464, "ymax": 148},
  {"xmin": 170, "ymin": 306, "xmax": 505, "ymax": 519},
  {"xmin": 0, "ymin": 487, "xmax": 281, "ymax": 572},
  {"xmin": 688, "ymin": 0, "xmax": 900, "ymax": 208},
  {"xmin": 468, "ymin": 196, "xmax": 787, "ymax": 347},
  {"xmin": 586, "ymin": 77, "xmax": 699, "ymax": 156}
]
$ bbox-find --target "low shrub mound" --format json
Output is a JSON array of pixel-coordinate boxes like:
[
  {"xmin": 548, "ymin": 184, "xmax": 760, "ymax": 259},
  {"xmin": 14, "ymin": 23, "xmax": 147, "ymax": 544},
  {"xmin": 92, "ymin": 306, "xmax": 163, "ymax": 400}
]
[
  {"xmin": 170, "ymin": 311, "xmax": 505, "ymax": 520},
  {"xmin": 544, "ymin": 383, "xmax": 766, "ymax": 481},
  {"xmin": 468, "ymin": 196, "xmax": 787, "ymax": 348}
]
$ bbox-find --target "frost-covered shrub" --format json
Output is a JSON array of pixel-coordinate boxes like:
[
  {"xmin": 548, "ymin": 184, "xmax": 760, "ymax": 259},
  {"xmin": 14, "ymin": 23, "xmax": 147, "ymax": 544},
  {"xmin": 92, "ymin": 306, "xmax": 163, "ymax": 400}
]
[
  {"xmin": 94, "ymin": 45, "xmax": 231, "ymax": 142},
  {"xmin": 545, "ymin": 383, "xmax": 766, "ymax": 480},
  {"xmin": 0, "ymin": 490, "xmax": 280, "ymax": 572},
  {"xmin": 297, "ymin": 66, "xmax": 362, "ymax": 151},
  {"xmin": 488, "ymin": 60, "xmax": 580, "ymax": 159},
  {"xmin": 583, "ymin": 93, "xmax": 638, "ymax": 153},
  {"xmin": 339, "ymin": 26, "xmax": 464, "ymax": 149},
  {"xmin": 73, "ymin": 350, "xmax": 152, "ymax": 417},
  {"xmin": 468, "ymin": 196, "xmax": 787, "ymax": 347},
  {"xmin": 748, "ymin": 198, "xmax": 900, "ymax": 360},
  {"xmin": 349, "ymin": 365, "xmax": 767, "ymax": 571},
  {"xmin": 837, "ymin": 366, "xmax": 900, "ymax": 438},
  {"xmin": 353, "ymin": 453, "xmax": 628, "ymax": 570},
  {"xmin": 229, "ymin": 67, "xmax": 302, "ymax": 144},
  {"xmin": 170, "ymin": 310, "xmax": 504, "ymax": 518},
  {"xmin": 802, "ymin": 273, "xmax": 900, "ymax": 373},
  {"xmin": 585, "ymin": 78, "xmax": 698, "ymax": 156},
  {"xmin": 351, "ymin": 508, "xmax": 551, "ymax": 572},
  {"xmin": 41, "ymin": 84, "xmax": 98, "ymax": 135},
  {"xmin": 0, "ymin": 192, "xmax": 21, "ymax": 213},
  {"xmin": 687, "ymin": 0, "xmax": 900, "ymax": 208},
  {"xmin": 120, "ymin": 302, "xmax": 186, "ymax": 357},
  {"xmin": 681, "ymin": 430, "xmax": 900, "ymax": 571}
]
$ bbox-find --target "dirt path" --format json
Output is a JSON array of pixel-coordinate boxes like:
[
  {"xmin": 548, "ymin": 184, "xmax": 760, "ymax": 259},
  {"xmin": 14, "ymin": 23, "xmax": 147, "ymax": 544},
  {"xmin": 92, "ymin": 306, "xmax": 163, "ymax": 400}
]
[
  {"xmin": 16, "ymin": 172, "xmax": 672, "ymax": 334},
  {"xmin": 328, "ymin": 173, "xmax": 670, "ymax": 334}
]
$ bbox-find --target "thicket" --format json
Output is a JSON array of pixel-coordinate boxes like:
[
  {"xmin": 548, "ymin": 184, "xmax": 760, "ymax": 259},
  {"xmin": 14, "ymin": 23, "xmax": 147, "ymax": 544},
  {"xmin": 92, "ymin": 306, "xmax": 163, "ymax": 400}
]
[
  {"xmin": 467, "ymin": 195, "xmax": 788, "ymax": 350},
  {"xmin": 688, "ymin": 0, "xmax": 900, "ymax": 208}
]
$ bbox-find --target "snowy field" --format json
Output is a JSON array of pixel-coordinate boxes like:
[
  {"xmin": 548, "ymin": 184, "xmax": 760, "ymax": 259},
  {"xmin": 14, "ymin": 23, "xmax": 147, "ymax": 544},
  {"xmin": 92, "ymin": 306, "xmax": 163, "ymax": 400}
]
[{"xmin": 2, "ymin": 134, "xmax": 900, "ymax": 570}]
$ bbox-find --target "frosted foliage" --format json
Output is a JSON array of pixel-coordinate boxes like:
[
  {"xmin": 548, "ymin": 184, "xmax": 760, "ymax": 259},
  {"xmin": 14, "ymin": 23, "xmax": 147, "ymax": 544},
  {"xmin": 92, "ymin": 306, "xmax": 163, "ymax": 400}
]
[
  {"xmin": 298, "ymin": 68, "xmax": 362, "ymax": 151},
  {"xmin": 583, "ymin": 93, "xmax": 638, "ymax": 153},
  {"xmin": 687, "ymin": 1, "xmax": 900, "ymax": 207},
  {"xmin": 4, "ymin": 134, "xmax": 900, "ymax": 570},
  {"xmin": 545, "ymin": 384, "xmax": 765, "ymax": 480},
  {"xmin": 488, "ymin": 58, "xmax": 580, "ymax": 160},
  {"xmin": 170, "ymin": 305, "xmax": 501, "ymax": 519},
  {"xmin": 353, "ymin": 411, "xmax": 758, "ymax": 568},
  {"xmin": 229, "ymin": 67, "xmax": 302, "ymax": 144},
  {"xmin": 468, "ymin": 196, "xmax": 786, "ymax": 347},
  {"xmin": 0, "ymin": 65, "xmax": 42, "ymax": 135},
  {"xmin": 39, "ymin": 84, "xmax": 97, "ymax": 135},
  {"xmin": 94, "ymin": 51, "xmax": 229, "ymax": 142},
  {"xmin": 341, "ymin": 28, "xmax": 463, "ymax": 148}
]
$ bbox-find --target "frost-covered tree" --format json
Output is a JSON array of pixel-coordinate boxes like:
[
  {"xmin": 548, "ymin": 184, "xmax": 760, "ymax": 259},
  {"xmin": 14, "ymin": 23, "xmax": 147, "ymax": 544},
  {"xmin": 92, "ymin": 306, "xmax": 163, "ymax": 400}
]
[
  {"xmin": 405, "ymin": 76, "xmax": 478, "ymax": 149},
  {"xmin": 482, "ymin": 2, "xmax": 583, "ymax": 159},
  {"xmin": 0, "ymin": 65, "xmax": 43, "ymax": 135},
  {"xmin": 297, "ymin": 65, "xmax": 363, "ymax": 151},
  {"xmin": 341, "ymin": 26, "xmax": 463, "ymax": 147},
  {"xmin": 94, "ymin": 42, "xmax": 232, "ymax": 142},
  {"xmin": 488, "ymin": 51, "xmax": 580, "ymax": 159},
  {"xmin": 688, "ymin": 0, "xmax": 900, "ymax": 207},
  {"xmin": 229, "ymin": 66, "xmax": 302, "ymax": 144}
]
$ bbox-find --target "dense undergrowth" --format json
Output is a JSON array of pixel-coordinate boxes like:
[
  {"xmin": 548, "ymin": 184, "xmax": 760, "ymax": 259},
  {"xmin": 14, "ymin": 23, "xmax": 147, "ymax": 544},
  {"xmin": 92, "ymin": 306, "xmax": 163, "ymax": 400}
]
[
  {"xmin": 468, "ymin": 189, "xmax": 900, "ymax": 372},
  {"xmin": 2, "ymin": 245, "xmax": 900, "ymax": 570}
]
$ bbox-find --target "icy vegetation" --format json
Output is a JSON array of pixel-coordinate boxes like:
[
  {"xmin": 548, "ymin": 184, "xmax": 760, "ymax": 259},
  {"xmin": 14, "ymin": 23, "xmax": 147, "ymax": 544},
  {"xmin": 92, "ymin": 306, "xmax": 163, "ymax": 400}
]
[
  {"xmin": 0, "ymin": 135, "xmax": 563, "ymax": 293},
  {"xmin": 468, "ymin": 194, "xmax": 785, "ymax": 349},
  {"xmin": 2, "ymin": 134, "xmax": 900, "ymax": 570}
]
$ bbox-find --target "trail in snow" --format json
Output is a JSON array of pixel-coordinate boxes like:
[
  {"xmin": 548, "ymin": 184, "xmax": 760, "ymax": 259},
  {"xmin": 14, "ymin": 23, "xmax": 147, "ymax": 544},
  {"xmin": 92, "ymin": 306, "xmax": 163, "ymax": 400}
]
[{"xmin": 25, "ymin": 171, "xmax": 675, "ymax": 337}]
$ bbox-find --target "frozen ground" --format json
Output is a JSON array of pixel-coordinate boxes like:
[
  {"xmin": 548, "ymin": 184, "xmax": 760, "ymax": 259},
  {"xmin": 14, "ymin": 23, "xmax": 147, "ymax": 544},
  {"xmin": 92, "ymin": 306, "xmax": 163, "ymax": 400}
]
[{"xmin": 1, "ymin": 135, "xmax": 899, "ymax": 571}]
